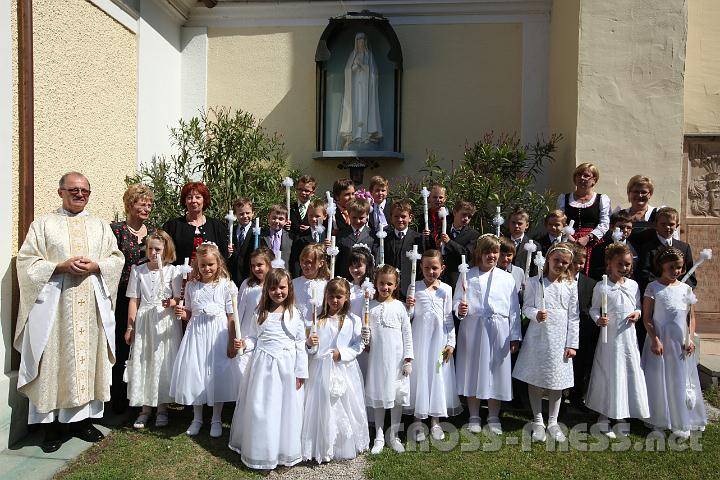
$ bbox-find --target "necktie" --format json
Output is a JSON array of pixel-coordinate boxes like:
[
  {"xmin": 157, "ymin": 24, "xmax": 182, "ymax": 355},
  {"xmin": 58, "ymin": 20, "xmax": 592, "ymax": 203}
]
[
  {"xmin": 237, "ymin": 226, "xmax": 245, "ymax": 245},
  {"xmin": 398, "ymin": 231, "xmax": 405, "ymax": 241},
  {"xmin": 299, "ymin": 202, "xmax": 307, "ymax": 220},
  {"xmin": 375, "ymin": 205, "xmax": 385, "ymax": 227},
  {"xmin": 313, "ymin": 230, "xmax": 319, "ymax": 243},
  {"xmin": 514, "ymin": 238, "xmax": 521, "ymax": 248},
  {"xmin": 272, "ymin": 232, "xmax": 280, "ymax": 252},
  {"xmin": 354, "ymin": 229, "xmax": 360, "ymax": 240}
]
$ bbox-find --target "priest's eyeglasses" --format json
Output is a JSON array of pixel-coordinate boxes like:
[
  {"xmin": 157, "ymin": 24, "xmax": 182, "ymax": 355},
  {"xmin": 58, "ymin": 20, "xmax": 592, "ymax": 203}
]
[{"xmin": 61, "ymin": 187, "xmax": 91, "ymax": 196}]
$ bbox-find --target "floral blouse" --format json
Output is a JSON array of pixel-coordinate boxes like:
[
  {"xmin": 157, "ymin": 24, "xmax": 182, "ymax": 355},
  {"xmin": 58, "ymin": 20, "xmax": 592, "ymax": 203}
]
[{"xmin": 111, "ymin": 221, "xmax": 156, "ymax": 294}]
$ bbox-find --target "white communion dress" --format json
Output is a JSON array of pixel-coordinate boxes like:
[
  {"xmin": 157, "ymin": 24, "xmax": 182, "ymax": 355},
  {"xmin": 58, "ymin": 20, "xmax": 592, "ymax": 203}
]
[
  {"xmin": 512, "ymin": 276, "xmax": 579, "ymax": 390},
  {"xmin": 125, "ymin": 264, "xmax": 182, "ymax": 407},
  {"xmin": 292, "ymin": 277, "xmax": 328, "ymax": 328},
  {"xmin": 641, "ymin": 281, "xmax": 707, "ymax": 432},
  {"xmin": 407, "ymin": 281, "xmax": 462, "ymax": 418},
  {"xmin": 229, "ymin": 308, "xmax": 309, "ymax": 469},
  {"xmin": 585, "ymin": 278, "xmax": 649, "ymax": 420},
  {"xmin": 236, "ymin": 279, "xmax": 263, "ymax": 375},
  {"xmin": 453, "ymin": 267, "xmax": 522, "ymax": 401},
  {"xmin": 301, "ymin": 313, "xmax": 369, "ymax": 463},
  {"xmin": 169, "ymin": 278, "xmax": 242, "ymax": 405}
]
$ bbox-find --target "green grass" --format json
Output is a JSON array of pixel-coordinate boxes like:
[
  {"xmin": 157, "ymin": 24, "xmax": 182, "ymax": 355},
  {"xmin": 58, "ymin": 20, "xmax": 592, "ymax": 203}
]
[
  {"xmin": 367, "ymin": 409, "xmax": 719, "ymax": 480},
  {"xmin": 54, "ymin": 405, "xmax": 263, "ymax": 480},
  {"xmin": 55, "ymin": 403, "xmax": 718, "ymax": 480},
  {"xmin": 705, "ymin": 385, "xmax": 720, "ymax": 409}
]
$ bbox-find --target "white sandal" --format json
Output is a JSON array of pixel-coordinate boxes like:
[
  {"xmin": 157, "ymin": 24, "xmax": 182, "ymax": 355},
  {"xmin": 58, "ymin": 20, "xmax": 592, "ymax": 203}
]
[{"xmin": 133, "ymin": 413, "xmax": 151, "ymax": 429}]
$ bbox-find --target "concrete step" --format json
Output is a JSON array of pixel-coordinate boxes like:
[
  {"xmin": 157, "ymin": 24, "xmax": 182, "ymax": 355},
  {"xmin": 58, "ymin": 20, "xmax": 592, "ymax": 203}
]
[{"xmin": 698, "ymin": 336, "xmax": 720, "ymax": 389}]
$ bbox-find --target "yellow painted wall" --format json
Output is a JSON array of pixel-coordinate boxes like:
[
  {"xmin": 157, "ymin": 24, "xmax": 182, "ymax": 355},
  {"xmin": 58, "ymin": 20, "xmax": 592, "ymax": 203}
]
[
  {"xmin": 207, "ymin": 23, "xmax": 522, "ymax": 190},
  {"xmin": 685, "ymin": 0, "xmax": 720, "ymax": 133},
  {"xmin": 12, "ymin": 0, "xmax": 137, "ymax": 254},
  {"xmin": 575, "ymin": 0, "xmax": 687, "ymax": 210},
  {"xmin": 547, "ymin": 0, "xmax": 580, "ymax": 194}
]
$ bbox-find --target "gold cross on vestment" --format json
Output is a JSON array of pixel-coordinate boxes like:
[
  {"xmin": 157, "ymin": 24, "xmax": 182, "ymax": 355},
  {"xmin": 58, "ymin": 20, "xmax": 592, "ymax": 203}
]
[
  {"xmin": 77, "ymin": 299, "xmax": 86, "ymax": 305},
  {"xmin": 79, "ymin": 327, "xmax": 85, "ymax": 335},
  {"xmin": 80, "ymin": 356, "xmax": 85, "ymax": 365}
]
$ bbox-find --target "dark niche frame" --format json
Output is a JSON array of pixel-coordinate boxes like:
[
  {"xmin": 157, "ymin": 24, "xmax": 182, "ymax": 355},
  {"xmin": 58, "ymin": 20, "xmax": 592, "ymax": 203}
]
[{"xmin": 314, "ymin": 11, "xmax": 404, "ymax": 183}]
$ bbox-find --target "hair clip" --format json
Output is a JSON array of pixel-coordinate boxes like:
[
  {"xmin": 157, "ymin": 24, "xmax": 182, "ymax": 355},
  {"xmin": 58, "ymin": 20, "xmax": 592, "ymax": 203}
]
[
  {"xmin": 478, "ymin": 233, "xmax": 499, "ymax": 241},
  {"xmin": 200, "ymin": 241, "xmax": 218, "ymax": 247},
  {"xmin": 546, "ymin": 245, "xmax": 575, "ymax": 257},
  {"xmin": 658, "ymin": 247, "xmax": 684, "ymax": 261}
]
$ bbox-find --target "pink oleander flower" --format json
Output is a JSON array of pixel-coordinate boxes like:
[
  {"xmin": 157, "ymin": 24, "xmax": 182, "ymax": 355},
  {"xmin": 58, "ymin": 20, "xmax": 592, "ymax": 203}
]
[{"xmin": 354, "ymin": 189, "xmax": 374, "ymax": 205}]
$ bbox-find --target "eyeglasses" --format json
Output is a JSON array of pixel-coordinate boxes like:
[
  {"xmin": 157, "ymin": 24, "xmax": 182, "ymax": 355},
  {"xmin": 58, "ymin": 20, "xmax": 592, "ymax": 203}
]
[{"xmin": 61, "ymin": 188, "xmax": 91, "ymax": 196}]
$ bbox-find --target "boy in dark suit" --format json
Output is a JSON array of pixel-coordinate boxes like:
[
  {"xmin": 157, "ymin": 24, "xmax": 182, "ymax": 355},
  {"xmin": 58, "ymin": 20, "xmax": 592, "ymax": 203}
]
[
  {"xmin": 368, "ymin": 175, "xmax": 392, "ymax": 232},
  {"xmin": 261, "ymin": 204, "xmax": 294, "ymax": 267},
  {"xmin": 439, "ymin": 200, "xmax": 480, "ymax": 291},
  {"xmin": 289, "ymin": 199, "xmax": 328, "ymax": 278},
  {"xmin": 568, "ymin": 243, "xmax": 598, "ymax": 412},
  {"xmin": 507, "ymin": 208, "xmax": 531, "ymax": 270},
  {"xmin": 336, "ymin": 197, "xmax": 376, "ymax": 281},
  {"xmin": 288, "ymin": 174, "xmax": 316, "ymax": 237},
  {"xmin": 227, "ymin": 198, "xmax": 256, "ymax": 287},
  {"xmin": 384, "ymin": 200, "xmax": 424, "ymax": 300},
  {"xmin": 536, "ymin": 209, "xmax": 567, "ymax": 256},
  {"xmin": 332, "ymin": 178, "xmax": 355, "ymax": 235},
  {"xmin": 588, "ymin": 211, "xmax": 637, "ymax": 281},
  {"xmin": 423, "ymin": 183, "xmax": 453, "ymax": 251},
  {"xmin": 634, "ymin": 207, "xmax": 695, "ymax": 350}
]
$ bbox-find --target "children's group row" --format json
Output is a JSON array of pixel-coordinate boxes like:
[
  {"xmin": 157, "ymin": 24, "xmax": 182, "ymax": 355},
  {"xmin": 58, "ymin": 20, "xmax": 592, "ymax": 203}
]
[{"xmin": 123, "ymin": 226, "xmax": 706, "ymax": 471}]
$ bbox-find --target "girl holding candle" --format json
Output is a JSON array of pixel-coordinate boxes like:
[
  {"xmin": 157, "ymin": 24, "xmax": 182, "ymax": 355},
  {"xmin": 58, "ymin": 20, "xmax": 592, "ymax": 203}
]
[
  {"xmin": 405, "ymin": 250, "xmax": 461, "ymax": 441},
  {"xmin": 641, "ymin": 247, "xmax": 706, "ymax": 438},
  {"xmin": 454, "ymin": 235, "xmax": 522, "ymax": 435},
  {"xmin": 171, "ymin": 243, "xmax": 241, "ymax": 438},
  {"xmin": 362, "ymin": 265, "xmax": 414, "ymax": 454},
  {"xmin": 228, "ymin": 268, "xmax": 308, "ymax": 469},
  {"xmin": 512, "ymin": 242, "xmax": 579, "ymax": 443},
  {"xmin": 585, "ymin": 243, "xmax": 649, "ymax": 438},
  {"xmin": 348, "ymin": 245, "xmax": 375, "ymax": 376},
  {"xmin": 229, "ymin": 247, "xmax": 273, "ymax": 376},
  {"xmin": 292, "ymin": 244, "xmax": 331, "ymax": 329},
  {"xmin": 302, "ymin": 278, "xmax": 369, "ymax": 463},
  {"xmin": 124, "ymin": 230, "xmax": 182, "ymax": 429}
]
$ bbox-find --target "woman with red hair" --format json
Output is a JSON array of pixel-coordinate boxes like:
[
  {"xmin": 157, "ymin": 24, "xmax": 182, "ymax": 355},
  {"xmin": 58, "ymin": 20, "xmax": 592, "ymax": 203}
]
[{"xmin": 162, "ymin": 182, "xmax": 229, "ymax": 264}]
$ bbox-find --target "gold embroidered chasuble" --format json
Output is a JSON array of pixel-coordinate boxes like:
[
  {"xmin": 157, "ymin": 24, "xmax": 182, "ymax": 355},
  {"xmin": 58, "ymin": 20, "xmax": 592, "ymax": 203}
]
[{"xmin": 15, "ymin": 210, "xmax": 124, "ymax": 413}]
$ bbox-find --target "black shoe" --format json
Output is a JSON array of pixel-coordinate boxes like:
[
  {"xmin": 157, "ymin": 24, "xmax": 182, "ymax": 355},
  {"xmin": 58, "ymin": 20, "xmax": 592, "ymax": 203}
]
[
  {"xmin": 70, "ymin": 419, "xmax": 105, "ymax": 442},
  {"xmin": 40, "ymin": 423, "xmax": 64, "ymax": 453},
  {"xmin": 569, "ymin": 398, "xmax": 591, "ymax": 413}
]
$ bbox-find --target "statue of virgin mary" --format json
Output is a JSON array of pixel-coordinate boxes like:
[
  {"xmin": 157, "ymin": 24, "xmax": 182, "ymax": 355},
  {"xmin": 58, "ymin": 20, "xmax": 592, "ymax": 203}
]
[{"xmin": 339, "ymin": 32, "xmax": 383, "ymax": 150}]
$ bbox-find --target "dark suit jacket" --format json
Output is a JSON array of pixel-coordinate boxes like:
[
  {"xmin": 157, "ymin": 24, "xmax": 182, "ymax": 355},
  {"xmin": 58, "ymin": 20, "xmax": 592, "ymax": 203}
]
[
  {"xmin": 261, "ymin": 228, "xmax": 294, "ymax": 268},
  {"xmin": 384, "ymin": 229, "xmax": 424, "ymax": 299},
  {"xmin": 635, "ymin": 230, "xmax": 696, "ymax": 294},
  {"xmin": 424, "ymin": 209, "xmax": 455, "ymax": 251},
  {"xmin": 577, "ymin": 273, "xmax": 598, "ymax": 349},
  {"xmin": 162, "ymin": 215, "xmax": 229, "ymax": 264},
  {"xmin": 535, "ymin": 233, "xmax": 562, "ymax": 257},
  {"xmin": 333, "ymin": 209, "xmax": 351, "ymax": 235},
  {"xmin": 289, "ymin": 202, "xmax": 312, "ymax": 238},
  {"xmin": 368, "ymin": 199, "xmax": 393, "ymax": 232},
  {"xmin": 587, "ymin": 233, "xmax": 638, "ymax": 282},
  {"xmin": 443, "ymin": 227, "xmax": 480, "ymax": 290},
  {"xmin": 288, "ymin": 233, "xmax": 325, "ymax": 278},
  {"xmin": 508, "ymin": 234, "xmax": 540, "ymax": 278},
  {"xmin": 227, "ymin": 224, "xmax": 255, "ymax": 287},
  {"xmin": 336, "ymin": 225, "xmax": 377, "ymax": 281}
]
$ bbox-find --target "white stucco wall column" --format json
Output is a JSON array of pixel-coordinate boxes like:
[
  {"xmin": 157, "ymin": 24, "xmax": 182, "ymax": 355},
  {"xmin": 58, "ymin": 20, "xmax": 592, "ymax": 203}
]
[
  {"xmin": 521, "ymin": 16, "xmax": 550, "ymax": 146},
  {"xmin": 137, "ymin": 0, "xmax": 182, "ymax": 167},
  {"xmin": 181, "ymin": 27, "xmax": 208, "ymax": 121}
]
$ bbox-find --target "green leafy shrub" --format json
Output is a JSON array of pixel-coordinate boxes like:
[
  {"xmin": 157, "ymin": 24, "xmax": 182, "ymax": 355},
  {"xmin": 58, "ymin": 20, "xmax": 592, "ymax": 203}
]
[
  {"xmin": 126, "ymin": 107, "xmax": 295, "ymax": 226},
  {"xmin": 391, "ymin": 133, "xmax": 561, "ymax": 233}
]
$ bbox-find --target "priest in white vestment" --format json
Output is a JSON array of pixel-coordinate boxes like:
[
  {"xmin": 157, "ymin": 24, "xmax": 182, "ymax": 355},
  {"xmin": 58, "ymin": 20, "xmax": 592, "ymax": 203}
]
[{"xmin": 15, "ymin": 172, "xmax": 124, "ymax": 452}]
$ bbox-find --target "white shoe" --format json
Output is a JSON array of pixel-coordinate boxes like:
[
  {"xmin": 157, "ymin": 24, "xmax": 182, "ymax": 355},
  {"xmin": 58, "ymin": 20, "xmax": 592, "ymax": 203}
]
[
  {"xmin": 531, "ymin": 423, "xmax": 546, "ymax": 442},
  {"xmin": 547, "ymin": 424, "xmax": 566, "ymax": 442},
  {"xmin": 597, "ymin": 421, "xmax": 615, "ymax": 439},
  {"xmin": 430, "ymin": 425, "xmax": 445, "ymax": 441},
  {"xmin": 415, "ymin": 430, "xmax": 426, "ymax": 442},
  {"xmin": 616, "ymin": 422, "xmax": 630, "ymax": 437},
  {"xmin": 389, "ymin": 437, "xmax": 405, "ymax": 453},
  {"xmin": 468, "ymin": 417, "xmax": 482, "ymax": 433},
  {"xmin": 487, "ymin": 417, "xmax": 502, "ymax": 435},
  {"xmin": 370, "ymin": 438, "xmax": 385, "ymax": 454},
  {"xmin": 186, "ymin": 420, "xmax": 202, "ymax": 436},
  {"xmin": 672, "ymin": 429, "xmax": 691, "ymax": 440},
  {"xmin": 209, "ymin": 421, "xmax": 222, "ymax": 438},
  {"xmin": 133, "ymin": 413, "xmax": 150, "ymax": 429}
]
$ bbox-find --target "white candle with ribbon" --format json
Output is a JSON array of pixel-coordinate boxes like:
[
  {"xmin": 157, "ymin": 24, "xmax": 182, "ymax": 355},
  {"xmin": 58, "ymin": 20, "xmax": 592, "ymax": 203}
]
[
  {"xmin": 232, "ymin": 290, "xmax": 241, "ymax": 340},
  {"xmin": 492, "ymin": 206, "xmax": 504, "ymax": 237},
  {"xmin": 361, "ymin": 277, "xmax": 375, "ymax": 346},
  {"xmin": 176, "ymin": 257, "xmax": 191, "ymax": 320},
  {"xmin": 326, "ymin": 192, "xmax": 336, "ymax": 242},
  {"xmin": 534, "ymin": 252, "xmax": 546, "ymax": 311},
  {"xmin": 308, "ymin": 283, "xmax": 320, "ymax": 354},
  {"xmin": 420, "ymin": 186, "xmax": 430, "ymax": 231},
  {"xmin": 225, "ymin": 209, "xmax": 237, "ymax": 248},
  {"xmin": 438, "ymin": 207, "xmax": 448, "ymax": 254},
  {"xmin": 406, "ymin": 245, "xmax": 422, "ymax": 316},
  {"xmin": 282, "ymin": 176, "xmax": 294, "ymax": 214},
  {"xmin": 459, "ymin": 254, "xmax": 470, "ymax": 305},
  {"xmin": 327, "ymin": 236, "xmax": 339, "ymax": 278},
  {"xmin": 253, "ymin": 217, "xmax": 261, "ymax": 250},
  {"xmin": 601, "ymin": 274, "xmax": 608, "ymax": 343},
  {"xmin": 684, "ymin": 290, "xmax": 698, "ymax": 349},
  {"xmin": 523, "ymin": 240, "xmax": 537, "ymax": 288},
  {"xmin": 562, "ymin": 219, "xmax": 575, "ymax": 242},
  {"xmin": 376, "ymin": 224, "xmax": 387, "ymax": 266},
  {"xmin": 680, "ymin": 248, "xmax": 712, "ymax": 283},
  {"xmin": 156, "ymin": 253, "xmax": 165, "ymax": 301}
]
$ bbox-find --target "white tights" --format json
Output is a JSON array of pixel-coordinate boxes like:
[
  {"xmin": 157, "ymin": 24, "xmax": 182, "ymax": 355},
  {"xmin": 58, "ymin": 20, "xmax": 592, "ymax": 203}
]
[
  {"xmin": 528, "ymin": 385, "xmax": 562, "ymax": 426},
  {"xmin": 192, "ymin": 402, "xmax": 224, "ymax": 423},
  {"xmin": 374, "ymin": 406, "xmax": 403, "ymax": 441},
  {"xmin": 466, "ymin": 397, "xmax": 502, "ymax": 421}
]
